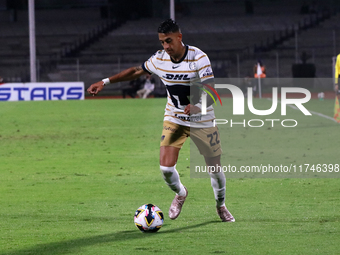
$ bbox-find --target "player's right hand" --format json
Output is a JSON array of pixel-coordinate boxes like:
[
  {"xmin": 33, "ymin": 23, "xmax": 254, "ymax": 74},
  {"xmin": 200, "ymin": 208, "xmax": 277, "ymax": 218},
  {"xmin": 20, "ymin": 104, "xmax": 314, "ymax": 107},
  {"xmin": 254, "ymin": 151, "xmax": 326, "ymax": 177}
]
[
  {"xmin": 87, "ymin": 81, "xmax": 104, "ymax": 96},
  {"xmin": 184, "ymin": 104, "xmax": 201, "ymax": 115}
]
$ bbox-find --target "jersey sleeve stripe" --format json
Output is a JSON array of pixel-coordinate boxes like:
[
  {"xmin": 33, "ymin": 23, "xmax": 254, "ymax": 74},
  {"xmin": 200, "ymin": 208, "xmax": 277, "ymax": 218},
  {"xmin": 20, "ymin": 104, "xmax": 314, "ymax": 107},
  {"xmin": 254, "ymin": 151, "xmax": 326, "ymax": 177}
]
[
  {"xmin": 196, "ymin": 55, "xmax": 208, "ymax": 61},
  {"xmin": 201, "ymin": 74, "xmax": 214, "ymax": 80},
  {"xmin": 198, "ymin": 65, "xmax": 211, "ymax": 71},
  {"xmin": 150, "ymin": 58, "xmax": 158, "ymax": 71},
  {"xmin": 142, "ymin": 62, "xmax": 152, "ymax": 74}
]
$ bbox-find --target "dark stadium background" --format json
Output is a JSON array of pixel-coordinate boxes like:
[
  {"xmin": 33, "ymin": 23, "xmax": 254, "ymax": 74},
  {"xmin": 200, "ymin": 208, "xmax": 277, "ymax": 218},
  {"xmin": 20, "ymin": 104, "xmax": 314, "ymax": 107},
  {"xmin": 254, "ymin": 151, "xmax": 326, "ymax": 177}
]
[{"xmin": 1, "ymin": 0, "xmax": 339, "ymax": 96}]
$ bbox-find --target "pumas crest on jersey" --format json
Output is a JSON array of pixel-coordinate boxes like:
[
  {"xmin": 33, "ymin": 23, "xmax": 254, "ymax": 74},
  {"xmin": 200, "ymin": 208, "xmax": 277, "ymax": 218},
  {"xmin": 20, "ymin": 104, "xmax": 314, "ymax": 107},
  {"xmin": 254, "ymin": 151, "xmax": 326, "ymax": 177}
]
[{"xmin": 189, "ymin": 62, "xmax": 196, "ymax": 70}]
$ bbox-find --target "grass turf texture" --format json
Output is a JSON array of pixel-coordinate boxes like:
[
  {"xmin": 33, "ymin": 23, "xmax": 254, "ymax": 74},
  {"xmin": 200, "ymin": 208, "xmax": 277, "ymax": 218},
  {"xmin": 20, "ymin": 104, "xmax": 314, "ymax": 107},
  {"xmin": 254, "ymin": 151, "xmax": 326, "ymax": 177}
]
[
  {"xmin": 191, "ymin": 97, "xmax": 339, "ymax": 178},
  {"xmin": 0, "ymin": 98, "xmax": 339, "ymax": 255}
]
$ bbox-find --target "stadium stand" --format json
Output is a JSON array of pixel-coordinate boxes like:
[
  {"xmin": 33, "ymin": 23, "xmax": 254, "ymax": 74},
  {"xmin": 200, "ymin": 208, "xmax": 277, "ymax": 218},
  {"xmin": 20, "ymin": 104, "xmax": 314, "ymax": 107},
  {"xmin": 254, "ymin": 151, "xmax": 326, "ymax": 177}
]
[
  {"xmin": 0, "ymin": 0, "xmax": 338, "ymax": 94},
  {"xmin": 73, "ymin": 12, "xmax": 333, "ymax": 89},
  {"xmin": 0, "ymin": 7, "xmax": 115, "ymax": 82},
  {"xmin": 234, "ymin": 12, "xmax": 340, "ymax": 80}
]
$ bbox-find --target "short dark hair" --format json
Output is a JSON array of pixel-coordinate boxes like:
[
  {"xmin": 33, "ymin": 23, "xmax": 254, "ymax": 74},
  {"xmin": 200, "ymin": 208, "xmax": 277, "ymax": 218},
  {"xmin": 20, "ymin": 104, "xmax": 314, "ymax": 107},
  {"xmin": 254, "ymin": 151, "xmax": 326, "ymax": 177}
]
[{"xmin": 158, "ymin": 19, "xmax": 180, "ymax": 33}]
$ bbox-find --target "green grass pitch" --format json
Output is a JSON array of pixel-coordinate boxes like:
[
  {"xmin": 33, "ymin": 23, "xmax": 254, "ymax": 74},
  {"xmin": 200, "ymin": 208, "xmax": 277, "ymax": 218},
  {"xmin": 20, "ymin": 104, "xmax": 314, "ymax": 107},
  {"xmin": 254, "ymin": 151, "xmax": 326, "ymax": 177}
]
[{"xmin": 0, "ymin": 98, "xmax": 339, "ymax": 255}]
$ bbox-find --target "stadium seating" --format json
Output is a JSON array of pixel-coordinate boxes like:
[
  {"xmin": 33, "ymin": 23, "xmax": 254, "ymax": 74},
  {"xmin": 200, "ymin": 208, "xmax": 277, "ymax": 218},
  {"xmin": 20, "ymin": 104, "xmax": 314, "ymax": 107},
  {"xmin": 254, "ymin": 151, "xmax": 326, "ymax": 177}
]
[
  {"xmin": 73, "ymin": 13, "xmax": 320, "ymax": 87},
  {"xmin": 0, "ymin": 7, "xmax": 109, "ymax": 81},
  {"xmin": 0, "ymin": 0, "xmax": 338, "ymax": 90},
  {"xmin": 249, "ymin": 13, "xmax": 340, "ymax": 79}
]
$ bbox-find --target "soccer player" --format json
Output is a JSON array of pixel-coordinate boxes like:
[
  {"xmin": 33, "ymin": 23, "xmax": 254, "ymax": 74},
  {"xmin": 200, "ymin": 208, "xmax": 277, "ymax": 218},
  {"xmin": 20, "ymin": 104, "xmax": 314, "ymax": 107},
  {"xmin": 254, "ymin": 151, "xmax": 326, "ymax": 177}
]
[
  {"xmin": 87, "ymin": 19, "xmax": 235, "ymax": 222},
  {"xmin": 335, "ymin": 54, "xmax": 340, "ymax": 94}
]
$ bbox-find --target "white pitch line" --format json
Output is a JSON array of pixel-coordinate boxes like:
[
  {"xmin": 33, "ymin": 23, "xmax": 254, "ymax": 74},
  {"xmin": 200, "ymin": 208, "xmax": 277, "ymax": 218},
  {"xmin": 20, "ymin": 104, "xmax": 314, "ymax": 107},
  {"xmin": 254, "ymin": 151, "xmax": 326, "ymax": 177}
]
[
  {"xmin": 266, "ymin": 98, "xmax": 337, "ymax": 123},
  {"xmin": 290, "ymin": 105, "xmax": 336, "ymax": 122}
]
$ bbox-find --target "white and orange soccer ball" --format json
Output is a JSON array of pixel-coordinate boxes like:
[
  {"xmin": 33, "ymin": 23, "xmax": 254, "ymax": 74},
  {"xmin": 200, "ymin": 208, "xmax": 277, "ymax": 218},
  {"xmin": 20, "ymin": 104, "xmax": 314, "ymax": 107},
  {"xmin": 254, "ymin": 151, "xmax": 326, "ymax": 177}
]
[{"xmin": 134, "ymin": 204, "xmax": 164, "ymax": 233}]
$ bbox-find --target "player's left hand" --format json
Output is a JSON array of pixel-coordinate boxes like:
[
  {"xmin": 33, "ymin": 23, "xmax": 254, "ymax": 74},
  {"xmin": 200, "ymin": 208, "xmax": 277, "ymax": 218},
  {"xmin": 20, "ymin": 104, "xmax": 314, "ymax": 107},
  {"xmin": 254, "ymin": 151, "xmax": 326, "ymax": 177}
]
[{"xmin": 184, "ymin": 104, "xmax": 201, "ymax": 115}]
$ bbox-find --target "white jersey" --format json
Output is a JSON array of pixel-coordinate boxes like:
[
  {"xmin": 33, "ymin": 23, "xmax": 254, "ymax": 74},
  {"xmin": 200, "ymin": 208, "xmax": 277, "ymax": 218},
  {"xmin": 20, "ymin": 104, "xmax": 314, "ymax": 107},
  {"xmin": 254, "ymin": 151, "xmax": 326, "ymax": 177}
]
[{"xmin": 142, "ymin": 45, "xmax": 215, "ymax": 128}]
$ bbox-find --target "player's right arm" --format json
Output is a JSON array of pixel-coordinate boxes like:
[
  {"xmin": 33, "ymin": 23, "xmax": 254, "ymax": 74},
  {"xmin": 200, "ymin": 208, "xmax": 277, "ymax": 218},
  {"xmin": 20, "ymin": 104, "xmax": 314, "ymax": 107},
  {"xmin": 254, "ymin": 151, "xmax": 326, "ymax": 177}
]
[{"xmin": 87, "ymin": 65, "xmax": 148, "ymax": 96}]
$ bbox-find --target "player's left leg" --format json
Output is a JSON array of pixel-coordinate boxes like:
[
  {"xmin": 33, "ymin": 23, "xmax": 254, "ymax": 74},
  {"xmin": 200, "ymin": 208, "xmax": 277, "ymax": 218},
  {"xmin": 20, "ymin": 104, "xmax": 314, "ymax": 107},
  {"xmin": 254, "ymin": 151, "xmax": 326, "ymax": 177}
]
[
  {"xmin": 205, "ymin": 155, "xmax": 235, "ymax": 222},
  {"xmin": 191, "ymin": 127, "xmax": 235, "ymax": 222},
  {"xmin": 205, "ymin": 155, "xmax": 226, "ymax": 207}
]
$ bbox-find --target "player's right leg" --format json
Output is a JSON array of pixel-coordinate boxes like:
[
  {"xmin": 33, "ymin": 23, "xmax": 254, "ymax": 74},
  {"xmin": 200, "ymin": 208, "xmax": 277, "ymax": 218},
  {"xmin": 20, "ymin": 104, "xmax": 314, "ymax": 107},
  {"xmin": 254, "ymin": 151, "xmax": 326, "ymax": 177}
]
[
  {"xmin": 160, "ymin": 146, "xmax": 188, "ymax": 220},
  {"xmin": 159, "ymin": 121, "xmax": 189, "ymax": 220}
]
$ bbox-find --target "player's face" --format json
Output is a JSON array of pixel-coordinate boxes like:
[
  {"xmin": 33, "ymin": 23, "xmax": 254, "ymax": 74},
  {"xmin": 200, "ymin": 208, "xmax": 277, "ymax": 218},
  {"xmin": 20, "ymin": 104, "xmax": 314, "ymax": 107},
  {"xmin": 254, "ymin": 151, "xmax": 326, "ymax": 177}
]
[{"xmin": 158, "ymin": 32, "xmax": 183, "ymax": 58}]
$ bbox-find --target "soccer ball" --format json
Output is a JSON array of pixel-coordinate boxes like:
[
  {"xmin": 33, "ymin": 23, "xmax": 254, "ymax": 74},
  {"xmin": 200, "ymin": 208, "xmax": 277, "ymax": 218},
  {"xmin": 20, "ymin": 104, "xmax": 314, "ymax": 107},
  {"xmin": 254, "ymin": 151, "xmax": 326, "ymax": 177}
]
[{"xmin": 134, "ymin": 204, "xmax": 164, "ymax": 233}]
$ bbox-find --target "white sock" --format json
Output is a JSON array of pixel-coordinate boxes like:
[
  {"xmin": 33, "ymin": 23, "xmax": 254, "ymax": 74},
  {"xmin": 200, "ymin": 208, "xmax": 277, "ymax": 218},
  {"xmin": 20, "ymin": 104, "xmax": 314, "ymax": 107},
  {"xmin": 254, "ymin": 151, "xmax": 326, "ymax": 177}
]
[
  {"xmin": 160, "ymin": 165, "xmax": 186, "ymax": 196},
  {"xmin": 208, "ymin": 170, "xmax": 226, "ymax": 207}
]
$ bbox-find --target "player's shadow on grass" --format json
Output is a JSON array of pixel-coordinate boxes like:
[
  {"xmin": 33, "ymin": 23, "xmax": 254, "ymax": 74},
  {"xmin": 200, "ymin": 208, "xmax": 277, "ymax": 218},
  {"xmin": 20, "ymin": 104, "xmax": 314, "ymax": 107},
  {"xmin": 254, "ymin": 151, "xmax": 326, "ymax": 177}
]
[{"xmin": 1, "ymin": 221, "xmax": 219, "ymax": 255}]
